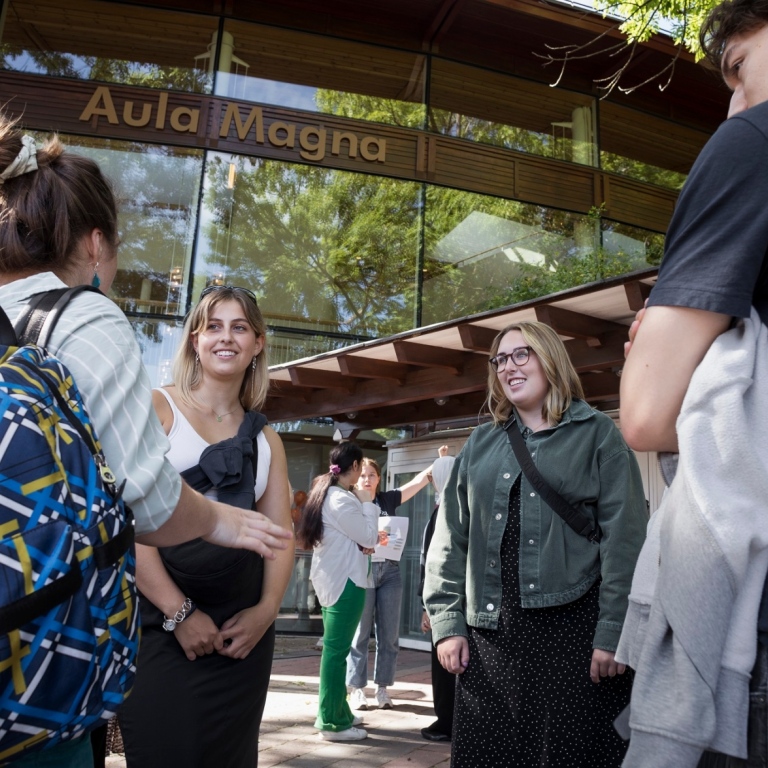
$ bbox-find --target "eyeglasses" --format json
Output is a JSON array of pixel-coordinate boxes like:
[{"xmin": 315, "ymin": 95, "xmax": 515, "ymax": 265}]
[
  {"xmin": 489, "ymin": 346, "xmax": 532, "ymax": 371},
  {"xmin": 199, "ymin": 285, "xmax": 258, "ymax": 305}
]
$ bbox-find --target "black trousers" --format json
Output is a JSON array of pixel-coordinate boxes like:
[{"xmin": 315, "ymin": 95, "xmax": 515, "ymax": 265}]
[{"xmin": 429, "ymin": 642, "xmax": 456, "ymax": 736}]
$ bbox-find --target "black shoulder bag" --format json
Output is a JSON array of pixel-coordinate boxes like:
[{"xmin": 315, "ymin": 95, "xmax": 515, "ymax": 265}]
[{"xmin": 503, "ymin": 418, "xmax": 602, "ymax": 544}]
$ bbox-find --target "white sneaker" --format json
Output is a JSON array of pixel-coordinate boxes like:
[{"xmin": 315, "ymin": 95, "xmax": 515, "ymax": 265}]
[
  {"xmin": 375, "ymin": 687, "xmax": 393, "ymax": 709},
  {"xmin": 320, "ymin": 726, "xmax": 368, "ymax": 741},
  {"xmin": 349, "ymin": 687, "xmax": 370, "ymax": 710},
  {"xmin": 351, "ymin": 715, "xmax": 364, "ymax": 726}
]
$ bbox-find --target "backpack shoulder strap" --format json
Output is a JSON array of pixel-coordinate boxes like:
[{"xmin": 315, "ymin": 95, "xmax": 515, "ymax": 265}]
[
  {"xmin": 15, "ymin": 285, "xmax": 102, "ymax": 348},
  {"xmin": 0, "ymin": 307, "xmax": 18, "ymax": 347}
]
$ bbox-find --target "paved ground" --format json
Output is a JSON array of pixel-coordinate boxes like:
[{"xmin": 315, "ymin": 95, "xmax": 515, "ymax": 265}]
[{"xmin": 106, "ymin": 635, "xmax": 451, "ymax": 767}]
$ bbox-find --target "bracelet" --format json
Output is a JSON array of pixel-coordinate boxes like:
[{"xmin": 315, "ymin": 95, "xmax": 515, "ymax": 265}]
[{"xmin": 162, "ymin": 597, "xmax": 197, "ymax": 632}]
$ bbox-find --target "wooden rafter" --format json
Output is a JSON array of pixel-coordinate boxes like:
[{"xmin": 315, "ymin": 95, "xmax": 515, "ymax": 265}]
[
  {"xmin": 535, "ymin": 305, "xmax": 628, "ymax": 347},
  {"xmin": 458, "ymin": 323, "xmax": 498, "ymax": 352},
  {"xmin": 393, "ymin": 341, "xmax": 469, "ymax": 373},
  {"xmin": 338, "ymin": 355, "xmax": 410, "ymax": 384},
  {"xmin": 289, "ymin": 368, "xmax": 357, "ymax": 393}
]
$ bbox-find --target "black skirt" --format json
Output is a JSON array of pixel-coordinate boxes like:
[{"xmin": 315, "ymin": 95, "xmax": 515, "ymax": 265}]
[
  {"xmin": 119, "ymin": 543, "xmax": 273, "ymax": 768},
  {"xmin": 451, "ymin": 481, "xmax": 632, "ymax": 768}
]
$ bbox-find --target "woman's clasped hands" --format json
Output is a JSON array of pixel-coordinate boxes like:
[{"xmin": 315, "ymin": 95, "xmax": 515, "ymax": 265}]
[{"xmin": 174, "ymin": 600, "xmax": 278, "ymax": 662}]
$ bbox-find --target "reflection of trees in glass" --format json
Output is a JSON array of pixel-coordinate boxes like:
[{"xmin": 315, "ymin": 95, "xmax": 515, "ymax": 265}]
[
  {"xmin": 421, "ymin": 192, "xmax": 662, "ymax": 323},
  {"xmin": 0, "ymin": 45, "xmax": 211, "ymax": 92},
  {"xmin": 421, "ymin": 187, "xmax": 588, "ymax": 323},
  {"xmin": 429, "ymin": 108, "xmax": 556, "ymax": 158},
  {"xmin": 58, "ymin": 137, "xmax": 203, "ymax": 313},
  {"xmin": 269, "ymin": 332, "xmax": 352, "ymax": 366},
  {"xmin": 487, "ymin": 216, "xmax": 664, "ymax": 309},
  {"xmin": 316, "ymin": 91, "xmax": 425, "ymax": 130},
  {"xmin": 202, "ymin": 155, "xmax": 421, "ymax": 338},
  {"xmin": 601, "ymin": 151, "xmax": 686, "ymax": 190},
  {"xmin": 130, "ymin": 319, "xmax": 165, "ymax": 348}
]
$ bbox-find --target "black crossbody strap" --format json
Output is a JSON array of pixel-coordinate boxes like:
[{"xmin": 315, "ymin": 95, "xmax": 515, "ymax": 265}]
[{"xmin": 504, "ymin": 419, "xmax": 602, "ymax": 544}]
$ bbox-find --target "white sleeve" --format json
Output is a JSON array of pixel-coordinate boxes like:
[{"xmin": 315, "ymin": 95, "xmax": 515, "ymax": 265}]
[
  {"xmin": 326, "ymin": 493, "xmax": 379, "ymax": 548},
  {"xmin": 49, "ymin": 294, "xmax": 182, "ymax": 534}
]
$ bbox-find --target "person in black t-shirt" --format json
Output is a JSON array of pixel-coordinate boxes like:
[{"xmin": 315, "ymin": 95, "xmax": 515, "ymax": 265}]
[{"xmin": 620, "ymin": 1, "xmax": 768, "ymax": 764}]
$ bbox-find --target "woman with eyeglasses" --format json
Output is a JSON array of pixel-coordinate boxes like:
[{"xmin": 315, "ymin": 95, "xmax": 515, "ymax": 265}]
[
  {"xmin": 0, "ymin": 118, "xmax": 291, "ymax": 768},
  {"xmin": 423, "ymin": 321, "xmax": 647, "ymax": 768},
  {"xmin": 118, "ymin": 286, "xmax": 294, "ymax": 767}
]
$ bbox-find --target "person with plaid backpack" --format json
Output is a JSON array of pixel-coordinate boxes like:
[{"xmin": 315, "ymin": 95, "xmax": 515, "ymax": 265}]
[{"xmin": 0, "ymin": 115, "xmax": 292, "ymax": 767}]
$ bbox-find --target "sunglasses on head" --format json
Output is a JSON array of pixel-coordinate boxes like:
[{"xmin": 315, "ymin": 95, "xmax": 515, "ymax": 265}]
[{"xmin": 199, "ymin": 285, "xmax": 259, "ymax": 305}]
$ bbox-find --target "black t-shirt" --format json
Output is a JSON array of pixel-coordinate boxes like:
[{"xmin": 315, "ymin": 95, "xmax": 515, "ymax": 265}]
[
  {"xmin": 649, "ymin": 99, "xmax": 768, "ymax": 323},
  {"xmin": 375, "ymin": 489, "xmax": 402, "ymax": 516},
  {"xmin": 649, "ymin": 101, "xmax": 768, "ymax": 639}
]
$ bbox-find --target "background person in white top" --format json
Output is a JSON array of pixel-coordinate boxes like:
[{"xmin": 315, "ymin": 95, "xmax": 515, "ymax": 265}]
[{"xmin": 297, "ymin": 442, "xmax": 379, "ymax": 742}]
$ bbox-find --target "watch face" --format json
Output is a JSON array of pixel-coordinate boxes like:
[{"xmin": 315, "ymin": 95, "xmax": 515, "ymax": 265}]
[{"xmin": 162, "ymin": 618, "xmax": 176, "ymax": 632}]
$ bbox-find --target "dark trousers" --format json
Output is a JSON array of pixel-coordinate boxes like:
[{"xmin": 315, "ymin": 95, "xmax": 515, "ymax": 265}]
[
  {"xmin": 429, "ymin": 642, "xmax": 456, "ymax": 736},
  {"xmin": 698, "ymin": 640, "xmax": 768, "ymax": 768}
]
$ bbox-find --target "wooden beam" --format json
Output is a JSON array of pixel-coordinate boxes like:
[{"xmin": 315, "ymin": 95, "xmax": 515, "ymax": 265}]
[
  {"xmin": 338, "ymin": 355, "xmax": 410, "ymax": 385},
  {"xmin": 267, "ymin": 380, "xmax": 312, "ymax": 401},
  {"xmin": 327, "ymin": 391, "xmax": 488, "ymax": 430},
  {"xmin": 564, "ymin": 333, "xmax": 626, "ymax": 372},
  {"xmin": 625, "ymin": 280, "xmax": 653, "ymax": 311},
  {"xmin": 393, "ymin": 341, "xmax": 466, "ymax": 373},
  {"xmin": 289, "ymin": 368, "xmax": 357, "ymax": 393},
  {"xmin": 580, "ymin": 371, "xmax": 621, "ymax": 402},
  {"xmin": 264, "ymin": 354, "xmax": 488, "ymax": 422},
  {"xmin": 458, "ymin": 323, "xmax": 498, "ymax": 352},
  {"xmin": 535, "ymin": 305, "xmax": 627, "ymax": 347}
]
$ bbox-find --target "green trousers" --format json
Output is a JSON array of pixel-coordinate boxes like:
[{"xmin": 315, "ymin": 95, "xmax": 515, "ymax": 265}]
[{"xmin": 315, "ymin": 578, "xmax": 366, "ymax": 732}]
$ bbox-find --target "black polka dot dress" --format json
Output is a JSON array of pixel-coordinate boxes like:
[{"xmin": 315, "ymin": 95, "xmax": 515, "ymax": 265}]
[{"xmin": 451, "ymin": 480, "xmax": 632, "ymax": 768}]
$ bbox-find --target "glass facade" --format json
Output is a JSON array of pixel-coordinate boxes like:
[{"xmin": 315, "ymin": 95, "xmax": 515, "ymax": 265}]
[
  {"xmin": 195, "ymin": 153, "xmax": 423, "ymax": 338},
  {"xmin": 1, "ymin": 0, "xmax": 216, "ymax": 92},
  {"xmin": 429, "ymin": 59, "xmax": 597, "ymax": 166},
  {"xmin": 216, "ymin": 22, "xmax": 427, "ymax": 129}
]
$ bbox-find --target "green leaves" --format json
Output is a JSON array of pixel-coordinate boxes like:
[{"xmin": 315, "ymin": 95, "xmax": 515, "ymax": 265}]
[{"xmin": 595, "ymin": 0, "xmax": 715, "ymax": 59}]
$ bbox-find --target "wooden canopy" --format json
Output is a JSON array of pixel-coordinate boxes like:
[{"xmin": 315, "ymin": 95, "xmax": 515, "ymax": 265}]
[{"xmin": 264, "ymin": 269, "xmax": 656, "ymax": 430}]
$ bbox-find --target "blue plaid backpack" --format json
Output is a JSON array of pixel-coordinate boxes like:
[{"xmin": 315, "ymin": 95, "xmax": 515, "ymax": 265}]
[{"xmin": 0, "ymin": 287, "xmax": 138, "ymax": 763}]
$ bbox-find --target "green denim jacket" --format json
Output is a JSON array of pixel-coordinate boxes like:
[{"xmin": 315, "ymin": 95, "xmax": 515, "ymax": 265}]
[{"xmin": 424, "ymin": 400, "xmax": 647, "ymax": 652}]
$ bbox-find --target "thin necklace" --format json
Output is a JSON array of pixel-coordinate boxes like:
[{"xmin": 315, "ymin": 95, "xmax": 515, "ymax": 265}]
[
  {"xmin": 524, "ymin": 417, "xmax": 549, "ymax": 432},
  {"xmin": 200, "ymin": 399, "xmax": 238, "ymax": 422}
]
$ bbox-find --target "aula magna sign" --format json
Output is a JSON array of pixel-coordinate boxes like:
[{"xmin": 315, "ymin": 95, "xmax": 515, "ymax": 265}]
[{"xmin": 79, "ymin": 86, "xmax": 387, "ymax": 164}]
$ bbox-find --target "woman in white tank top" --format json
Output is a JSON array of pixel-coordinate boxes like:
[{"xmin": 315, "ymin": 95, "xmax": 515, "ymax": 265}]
[{"xmin": 119, "ymin": 287, "xmax": 294, "ymax": 768}]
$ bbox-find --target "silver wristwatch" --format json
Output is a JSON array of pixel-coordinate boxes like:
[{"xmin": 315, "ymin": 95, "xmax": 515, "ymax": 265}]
[{"xmin": 162, "ymin": 597, "xmax": 196, "ymax": 632}]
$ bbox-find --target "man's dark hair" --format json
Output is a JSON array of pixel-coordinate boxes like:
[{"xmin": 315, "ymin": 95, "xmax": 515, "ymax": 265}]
[{"xmin": 700, "ymin": 0, "xmax": 768, "ymax": 69}]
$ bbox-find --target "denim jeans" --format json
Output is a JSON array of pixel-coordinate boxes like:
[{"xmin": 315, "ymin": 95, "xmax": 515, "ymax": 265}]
[
  {"xmin": 346, "ymin": 560, "xmax": 402, "ymax": 688},
  {"xmin": 698, "ymin": 640, "xmax": 768, "ymax": 768},
  {"xmin": 316, "ymin": 578, "xmax": 366, "ymax": 731}
]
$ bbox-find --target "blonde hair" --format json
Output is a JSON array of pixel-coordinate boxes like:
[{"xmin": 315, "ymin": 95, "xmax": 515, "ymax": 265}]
[
  {"xmin": 485, "ymin": 321, "xmax": 584, "ymax": 426},
  {"xmin": 173, "ymin": 287, "xmax": 269, "ymax": 412}
]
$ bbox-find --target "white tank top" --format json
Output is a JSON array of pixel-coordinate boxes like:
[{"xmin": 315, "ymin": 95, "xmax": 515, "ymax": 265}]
[{"xmin": 155, "ymin": 388, "xmax": 271, "ymax": 503}]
